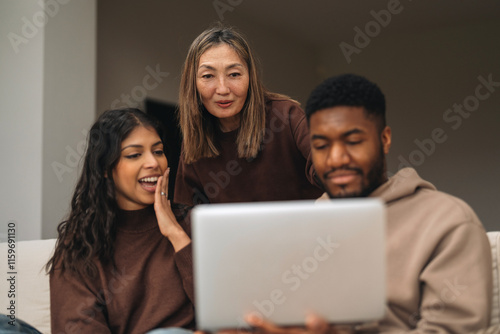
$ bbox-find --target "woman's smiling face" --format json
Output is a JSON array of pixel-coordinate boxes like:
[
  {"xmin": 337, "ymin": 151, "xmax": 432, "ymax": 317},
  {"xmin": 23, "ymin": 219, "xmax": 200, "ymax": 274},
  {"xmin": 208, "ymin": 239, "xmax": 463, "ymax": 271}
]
[
  {"xmin": 112, "ymin": 125, "xmax": 168, "ymax": 210},
  {"xmin": 196, "ymin": 43, "xmax": 250, "ymax": 132}
]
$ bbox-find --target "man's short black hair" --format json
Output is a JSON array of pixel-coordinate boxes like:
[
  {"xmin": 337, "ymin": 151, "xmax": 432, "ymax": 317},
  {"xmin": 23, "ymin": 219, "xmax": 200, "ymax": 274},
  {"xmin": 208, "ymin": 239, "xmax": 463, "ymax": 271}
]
[{"xmin": 305, "ymin": 74, "xmax": 386, "ymax": 131}]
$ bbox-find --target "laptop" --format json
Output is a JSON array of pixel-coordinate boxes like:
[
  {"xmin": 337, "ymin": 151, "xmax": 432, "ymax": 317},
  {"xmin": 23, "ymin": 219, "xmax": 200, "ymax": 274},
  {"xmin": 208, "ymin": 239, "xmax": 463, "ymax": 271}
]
[{"xmin": 191, "ymin": 198, "xmax": 386, "ymax": 331}]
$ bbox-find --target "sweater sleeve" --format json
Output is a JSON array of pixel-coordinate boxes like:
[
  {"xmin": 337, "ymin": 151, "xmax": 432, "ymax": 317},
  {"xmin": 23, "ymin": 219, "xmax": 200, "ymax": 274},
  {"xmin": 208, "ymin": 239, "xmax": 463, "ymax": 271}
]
[
  {"xmin": 379, "ymin": 223, "xmax": 492, "ymax": 333},
  {"xmin": 288, "ymin": 103, "xmax": 320, "ymax": 188},
  {"xmin": 174, "ymin": 242, "xmax": 195, "ymax": 304},
  {"xmin": 50, "ymin": 269, "xmax": 111, "ymax": 334},
  {"xmin": 172, "ymin": 207, "xmax": 195, "ymax": 303}
]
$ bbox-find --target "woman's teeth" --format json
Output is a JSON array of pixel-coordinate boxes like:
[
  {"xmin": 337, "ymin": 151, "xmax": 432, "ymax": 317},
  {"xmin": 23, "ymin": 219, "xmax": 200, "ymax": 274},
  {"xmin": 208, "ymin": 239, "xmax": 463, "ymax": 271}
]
[{"xmin": 140, "ymin": 176, "xmax": 158, "ymax": 183}]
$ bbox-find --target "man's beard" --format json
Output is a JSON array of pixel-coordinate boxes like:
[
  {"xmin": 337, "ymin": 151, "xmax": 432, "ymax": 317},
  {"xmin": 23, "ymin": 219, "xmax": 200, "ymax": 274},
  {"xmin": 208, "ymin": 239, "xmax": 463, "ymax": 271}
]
[{"xmin": 322, "ymin": 146, "xmax": 387, "ymax": 199}]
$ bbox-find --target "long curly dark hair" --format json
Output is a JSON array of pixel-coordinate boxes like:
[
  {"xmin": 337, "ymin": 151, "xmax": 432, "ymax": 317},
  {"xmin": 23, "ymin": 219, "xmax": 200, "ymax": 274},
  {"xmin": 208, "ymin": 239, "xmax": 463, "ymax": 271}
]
[{"xmin": 46, "ymin": 108, "xmax": 166, "ymax": 278}]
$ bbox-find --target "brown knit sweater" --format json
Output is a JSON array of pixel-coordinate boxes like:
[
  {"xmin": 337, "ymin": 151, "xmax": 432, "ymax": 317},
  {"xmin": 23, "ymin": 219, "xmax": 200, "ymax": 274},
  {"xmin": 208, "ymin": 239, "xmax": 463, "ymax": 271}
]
[
  {"xmin": 174, "ymin": 99, "xmax": 323, "ymax": 206},
  {"xmin": 50, "ymin": 205, "xmax": 195, "ymax": 334}
]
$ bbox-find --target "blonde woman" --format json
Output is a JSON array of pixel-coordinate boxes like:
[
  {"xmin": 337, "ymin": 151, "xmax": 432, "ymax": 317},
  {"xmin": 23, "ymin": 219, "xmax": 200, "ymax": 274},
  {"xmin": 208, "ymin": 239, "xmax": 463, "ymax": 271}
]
[{"xmin": 174, "ymin": 25, "xmax": 322, "ymax": 207}]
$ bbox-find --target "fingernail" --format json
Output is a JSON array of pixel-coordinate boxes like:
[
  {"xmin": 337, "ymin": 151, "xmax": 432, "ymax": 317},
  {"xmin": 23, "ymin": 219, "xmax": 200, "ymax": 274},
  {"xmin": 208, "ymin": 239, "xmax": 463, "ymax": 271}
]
[
  {"xmin": 306, "ymin": 315, "xmax": 321, "ymax": 330},
  {"xmin": 310, "ymin": 319, "xmax": 322, "ymax": 330},
  {"xmin": 245, "ymin": 313, "xmax": 262, "ymax": 325}
]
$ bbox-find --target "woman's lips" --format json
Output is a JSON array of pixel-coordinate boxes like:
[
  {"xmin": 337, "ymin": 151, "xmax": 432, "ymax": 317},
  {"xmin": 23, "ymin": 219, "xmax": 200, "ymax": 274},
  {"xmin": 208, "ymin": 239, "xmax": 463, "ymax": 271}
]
[
  {"xmin": 139, "ymin": 177, "xmax": 158, "ymax": 193},
  {"xmin": 140, "ymin": 182, "xmax": 157, "ymax": 193},
  {"xmin": 216, "ymin": 101, "xmax": 233, "ymax": 108}
]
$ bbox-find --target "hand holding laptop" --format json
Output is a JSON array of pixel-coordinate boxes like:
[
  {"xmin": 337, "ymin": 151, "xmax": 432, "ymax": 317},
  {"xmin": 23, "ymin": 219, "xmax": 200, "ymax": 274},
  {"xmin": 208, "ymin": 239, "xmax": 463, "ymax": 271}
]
[
  {"xmin": 207, "ymin": 313, "xmax": 354, "ymax": 334},
  {"xmin": 243, "ymin": 313, "xmax": 353, "ymax": 334}
]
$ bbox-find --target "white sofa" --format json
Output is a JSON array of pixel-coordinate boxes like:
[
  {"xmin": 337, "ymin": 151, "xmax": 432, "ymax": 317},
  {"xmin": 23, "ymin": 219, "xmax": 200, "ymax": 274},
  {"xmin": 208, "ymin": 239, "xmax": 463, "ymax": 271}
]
[
  {"xmin": 1, "ymin": 238, "xmax": 54, "ymax": 333},
  {"xmin": 1, "ymin": 233, "xmax": 500, "ymax": 334}
]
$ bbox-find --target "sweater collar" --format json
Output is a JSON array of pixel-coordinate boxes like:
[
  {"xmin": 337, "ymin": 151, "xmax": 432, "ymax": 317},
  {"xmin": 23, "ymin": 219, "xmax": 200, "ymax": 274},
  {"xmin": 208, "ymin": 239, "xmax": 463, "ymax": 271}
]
[
  {"xmin": 370, "ymin": 167, "xmax": 436, "ymax": 204},
  {"xmin": 216, "ymin": 126, "xmax": 239, "ymax": 142},
  {"xmin": 317, "ymin": 168, "xmax": 436, "ymax": 204},
  {"xmin": 116, "ymin": 205, "xmax": 157, "ymax": 232}
]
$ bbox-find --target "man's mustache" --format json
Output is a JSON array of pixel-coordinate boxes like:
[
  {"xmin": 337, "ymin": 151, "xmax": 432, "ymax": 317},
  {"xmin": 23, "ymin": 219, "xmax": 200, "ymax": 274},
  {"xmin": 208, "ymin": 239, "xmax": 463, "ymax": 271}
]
[{"xmin": 323, "ymin": 167, "xmax": 363, "ymax": 179}]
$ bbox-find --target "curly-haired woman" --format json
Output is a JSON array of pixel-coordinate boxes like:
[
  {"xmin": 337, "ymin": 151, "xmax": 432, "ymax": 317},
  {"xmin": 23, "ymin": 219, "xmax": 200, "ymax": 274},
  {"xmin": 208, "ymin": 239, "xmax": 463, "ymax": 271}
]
[{"xmin": 46, "ymin": 108, "xmax": 194, "ymax": 334}]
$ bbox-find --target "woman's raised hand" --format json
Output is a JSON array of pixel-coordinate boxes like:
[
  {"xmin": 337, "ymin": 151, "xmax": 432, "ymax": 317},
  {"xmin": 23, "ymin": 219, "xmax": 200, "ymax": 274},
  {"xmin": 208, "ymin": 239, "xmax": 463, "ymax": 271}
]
[{"xmin": 154, "ymin": 168, "xmax": 191, "ymax": 252}]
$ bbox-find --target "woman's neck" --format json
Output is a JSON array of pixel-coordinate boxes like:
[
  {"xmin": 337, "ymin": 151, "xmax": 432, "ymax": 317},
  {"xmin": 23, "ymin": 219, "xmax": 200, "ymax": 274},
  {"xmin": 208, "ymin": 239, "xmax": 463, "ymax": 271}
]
[
  {"xmin": 218, "ymin": 114, "xmax": 241, "ymax": 132},
  {"xmin": 116, "ymin": 205, "xmax": 156, "ymax": 231}
]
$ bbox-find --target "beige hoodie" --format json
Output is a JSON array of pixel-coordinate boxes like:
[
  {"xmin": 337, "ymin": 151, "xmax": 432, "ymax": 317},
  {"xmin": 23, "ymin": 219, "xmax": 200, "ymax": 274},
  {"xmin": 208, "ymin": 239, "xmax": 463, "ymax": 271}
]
[{"xmin": 319, "ymin": 168, "xmax": 492, "ymax": 333}]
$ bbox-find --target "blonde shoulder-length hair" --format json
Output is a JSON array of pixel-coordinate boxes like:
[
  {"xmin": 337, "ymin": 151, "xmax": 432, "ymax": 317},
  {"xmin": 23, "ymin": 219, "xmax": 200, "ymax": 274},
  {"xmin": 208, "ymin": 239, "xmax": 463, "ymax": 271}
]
[{"xmin": 178, "ymin": 25, "xmax": 295, "ymax": 164}]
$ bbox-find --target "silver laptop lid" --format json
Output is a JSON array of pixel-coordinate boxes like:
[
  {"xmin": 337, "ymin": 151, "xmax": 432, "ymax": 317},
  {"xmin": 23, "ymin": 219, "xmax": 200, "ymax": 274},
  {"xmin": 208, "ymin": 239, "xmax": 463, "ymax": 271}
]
[{"xmin": 192, "ymin": 199, "xmax": 386, "ymax": 331}]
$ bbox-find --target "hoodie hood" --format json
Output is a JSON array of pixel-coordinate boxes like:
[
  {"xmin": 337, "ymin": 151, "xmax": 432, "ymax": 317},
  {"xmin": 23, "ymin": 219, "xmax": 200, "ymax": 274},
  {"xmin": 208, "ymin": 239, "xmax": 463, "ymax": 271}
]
[{"xmin": 317, "ymin": 168, "xmax": 436, "ymax": 204}]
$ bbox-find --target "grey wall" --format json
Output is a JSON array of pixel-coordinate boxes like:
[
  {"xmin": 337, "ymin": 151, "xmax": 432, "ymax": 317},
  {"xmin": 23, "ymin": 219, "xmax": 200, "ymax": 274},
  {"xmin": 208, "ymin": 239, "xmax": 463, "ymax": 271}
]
[
  {"xmin": 0, "ymin": 0, "xmax": 96, "ymax": 241},
  {"xmin": 0, "ymin": 1, "xmax": 44, "ymax": 241},
  {"xmin": 317, "ymin": 20, "xmax": 500, "ymax": 231},
  {"xmin": 96, "ymin": 0, "xmax": 319, "ymax": 113},
  {"xmin": 42, "ymin": 1, "xmax": 96, "ymax": 239}
]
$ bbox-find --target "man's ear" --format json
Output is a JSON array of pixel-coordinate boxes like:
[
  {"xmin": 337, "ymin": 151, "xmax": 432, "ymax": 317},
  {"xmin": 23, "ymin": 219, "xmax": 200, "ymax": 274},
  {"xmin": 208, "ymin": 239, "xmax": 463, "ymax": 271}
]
[{"xmin": 381, "ymin": 126, "xmax": 392, "ymax": 154}]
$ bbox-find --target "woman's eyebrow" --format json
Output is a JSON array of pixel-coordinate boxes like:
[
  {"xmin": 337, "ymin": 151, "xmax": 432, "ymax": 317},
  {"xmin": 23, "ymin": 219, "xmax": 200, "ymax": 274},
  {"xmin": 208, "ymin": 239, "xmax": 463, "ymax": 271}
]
[
  {"xmin": 121, "ymin": 144, "xmax": 143, "ymax": 151},
  {"xmin": 121, "ymin": 141, "xmax": 162, "ymax": 151},
  {"xmin": 198, "ymin": 64, "xmax": 215, "ymax": 71},
  {"xmin": 227, "ymin": 63, "xmax": 244, "ymax": 69},
  {"xmin": 198, "ymin": 63, "xmax": 244, "ymax": 71},
  {"xmin": 152, "ymin": 141, "xmax": 163, "ymax": 147}
]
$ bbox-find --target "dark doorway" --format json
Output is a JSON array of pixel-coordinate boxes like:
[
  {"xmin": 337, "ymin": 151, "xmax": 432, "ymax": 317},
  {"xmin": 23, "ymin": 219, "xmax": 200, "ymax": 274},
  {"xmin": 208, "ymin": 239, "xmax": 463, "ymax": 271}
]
[{"xmin": 145, "ymin": 98, "xmax": 182, "ymax": 201}]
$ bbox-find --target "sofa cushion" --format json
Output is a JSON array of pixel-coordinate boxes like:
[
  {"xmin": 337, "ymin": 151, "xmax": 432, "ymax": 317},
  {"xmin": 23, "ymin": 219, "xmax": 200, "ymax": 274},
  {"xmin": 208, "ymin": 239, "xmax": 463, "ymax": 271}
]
[
  {"xmin": 488, "ymin": 231, "xmax": 500, "ymax": 326},
  {"xmin": 0, "ymin": 239, "xmax": 56, "ymax": 334}
]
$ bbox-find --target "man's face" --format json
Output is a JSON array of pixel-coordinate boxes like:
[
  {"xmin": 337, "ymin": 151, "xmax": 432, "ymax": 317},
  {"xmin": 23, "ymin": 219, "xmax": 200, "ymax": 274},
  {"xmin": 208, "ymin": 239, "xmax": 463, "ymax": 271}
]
[{"xmin": 309, "ymin": 106, "xmax": 391, "ymax": 198}]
